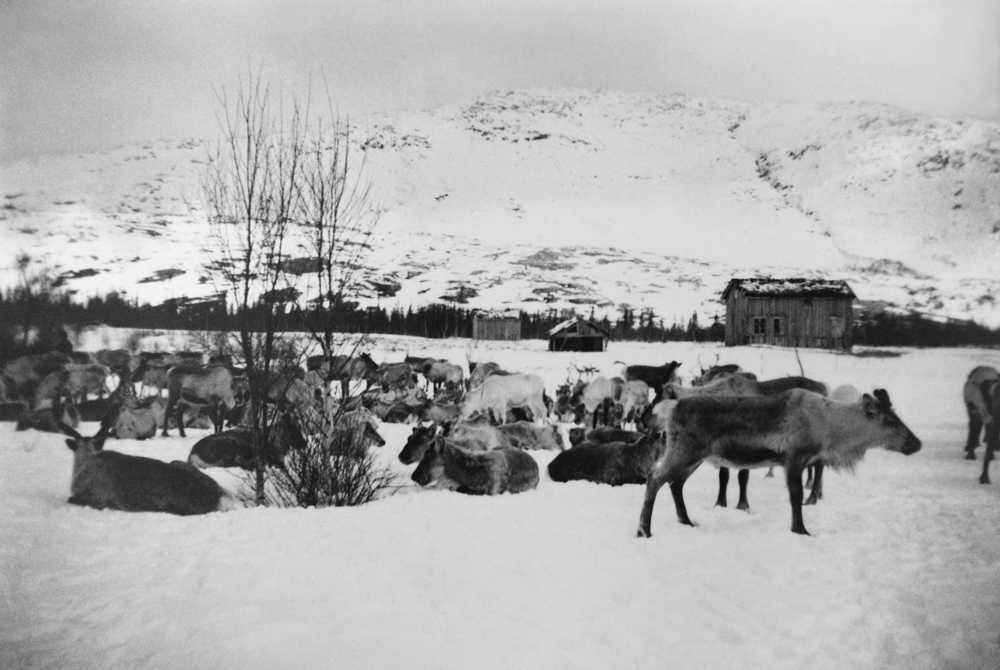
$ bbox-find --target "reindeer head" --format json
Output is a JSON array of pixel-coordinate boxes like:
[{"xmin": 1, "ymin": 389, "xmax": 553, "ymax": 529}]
[
  {"xmin": 861, "ymin": 389, "xmax": 921, "ymax": 455},
  {"xmin": 410, "ymin": 436, "xmax": 445, "ymax": 487},
  {"xmin": 399, "ymin": 423, "xmax": 440, "ymax": 464},
  {"xmin": 59, "ymin": 421, "xmax": 110, "ymax": 456}
]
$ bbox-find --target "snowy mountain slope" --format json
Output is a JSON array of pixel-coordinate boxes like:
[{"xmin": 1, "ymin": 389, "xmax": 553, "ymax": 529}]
[{"xmin": 1, "ymin": 89, "xmax": 998, "ymax": 324}]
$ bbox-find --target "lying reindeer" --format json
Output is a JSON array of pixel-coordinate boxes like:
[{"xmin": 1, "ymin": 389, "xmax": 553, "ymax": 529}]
[
  {"xmin": 16, "ymin": 402, "xmax": 80, "ymax": 433},
  {"xmin": 411, "ymin": 435, "xmax": 539, "ymax": 495},
  {"xmin": 636, "ymin": 388, "xmax": 921, "ymax": 537},
  {"xmin": 548, "ymin": 430, "xmax": 662, "ymax": 486},
  {"xmin": 58, "ymin": 421, "xmax": 235, "ymax": 515}
]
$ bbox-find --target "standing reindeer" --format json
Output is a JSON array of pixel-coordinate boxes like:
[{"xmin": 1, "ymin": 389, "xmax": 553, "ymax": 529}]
[
  {"xmin": 636, "ymin": 388, "xmax": 921, "ymax": 537},
  {"xmin": 161, "ymin": 365, "xmax": 237, "ymax": 437}
]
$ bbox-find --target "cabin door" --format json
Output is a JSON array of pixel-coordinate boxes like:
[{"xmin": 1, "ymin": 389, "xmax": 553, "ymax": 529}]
[{"xmin": 749, "ymin": 316, "xmax": 767, "ymax": 344}]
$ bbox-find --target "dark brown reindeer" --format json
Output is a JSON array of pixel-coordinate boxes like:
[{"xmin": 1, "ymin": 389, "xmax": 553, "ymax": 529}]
[
  {"xmin": 188, "ymin": 411, "xmax": 307, "ymax": 470},
  {"xmin": 975, "ymin": 376, "xmax": 1000, "ymax": 484},
  {"xmin": 548, "ymin": 430, "xmax": 662, "ymax": 486},
  {"xmin": 329, "ymin": 353, "xmax": 380, "ymax": 398},
  {"xmin": 58, "ymin": 420, "xmax": 234, "ymax": 515},
  {"xmin": 568, "ymin": 425, "xmax": 643, "ymax": 447},
  {"xmin": 615, "ymin": 360, "xmax": 682, "ymax": 402},
  {"xmin": 692, "ymin": 364, "xmax": 750, "ymax": 387},
  {"xmin": 963, "ymin": 365, "xmax": 1000, "ymax": 461},
  {"xmin": 16, "ymin": 401, "xmax": 80, "ymax": 433},
  {"xmin": 411, "ymin": 434, "xmax": 539, "ymax": 495},
  {"xmin": 161, "ymin": 365, "xmax": 237, "ymax": 437},
  {"xmin": 636, "ymin": 388, "xmax": 921, "ymax": 537}
]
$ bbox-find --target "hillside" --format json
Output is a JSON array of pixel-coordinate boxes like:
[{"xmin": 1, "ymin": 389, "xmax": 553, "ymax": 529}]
[{"xmin": 2, "ymin": 89, "xmax": 998, "ymax": 325}]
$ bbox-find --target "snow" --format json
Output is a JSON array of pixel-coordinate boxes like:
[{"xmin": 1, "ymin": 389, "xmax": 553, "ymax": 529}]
[
  {"xmin": 2, "ymin": 89, "xmax": 998, "ymax": 326},
  {"xmin": 3, "ymin": 334, "xmax": 1000, "ymax": 670},
  {"xmin": 726, "ymin": 277, "xmax": 856, "ymax": 298}
]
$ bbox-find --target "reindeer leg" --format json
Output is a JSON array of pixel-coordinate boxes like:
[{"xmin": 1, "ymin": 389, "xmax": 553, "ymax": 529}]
[
  {"xmin": 965, "ymin": 406, "xmax": 982, "ymax": 460},
  {"xmin": 736, "ymin": 469, "xmax": 750, "ymax": 511},
  {"xmin": 715, "ymin": 468, "xmax": 729, "ymax": 507},
  {"xmin": 669, "ymin": 469, "xmax": 697, "ymax": 528},
  {"xmin": 161, "ymin": 398, "xmax": 172, "ymax": 437},
  {"xmin": 176, "ymin": 405, "xmax": 186, "ymax": 438},
  {"xmin": 805, "ymin": 463, "xmax": 824, "ymax": 505},
  {"xmin": 980, "ymin": 432, "xmax": 995, "ymax": 485},
  {"xmin": 805, "ymin": 465, "xmax": 814, "ymax": 489},
  {"xmin": 637, "ymin": 470, "xmax": 669, "ymax": 538},
  {"xmin": 785, "ymin": 461, "xmax": 809, "ymax": 535}
]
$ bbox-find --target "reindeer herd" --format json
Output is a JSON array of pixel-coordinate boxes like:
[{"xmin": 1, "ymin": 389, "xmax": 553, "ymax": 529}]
[{"xmin": 2, "ymin": 344, "xmax": 998, "ymax": 536}]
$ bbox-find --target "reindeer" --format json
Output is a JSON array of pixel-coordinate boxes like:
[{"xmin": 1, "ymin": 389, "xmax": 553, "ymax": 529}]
[
  {"xmin": 497, "ymin": 421, "xmax": 565, "ymax": 451},
  {"xmin": 188, "ymin": 411, "xmax": 306, "ymax": 470},
  {"xmin": 636, "ymin": 388, "xmax": 921, "ymax": 537},
  {"xmin": 94, "ymin": 349, "xmax": 134, "ymax": 375},
  {"xmin": 692, "ymin": 363, "xmax": 749, "ymax": 387},
  {"xmin": 330, "ymin": 353, "xmax": 380, "ymax": 397},
  {"xmin": 568, "ymin": 425, "xmax": 643, "ymax": 447},
  {"xmin": 466, "ymin": 358, "xmax": 508, "ymax": 390},
  {"xmin": 294, "ymin": 403, "xmax": 386, "ymax": 459},
  {"xmin": 459, "ymin": 373, "xmax": 547, "ymax": 425},
  {"xmin": 571, "ymin": 376, "xmax": 624, "ymax": 428},
  {"xmin": 615, "ymin": 360, "xmax": 682, "ymax": 402},
  {"xmin": 16, "ymin": 401, "xmax": 80, "ymax": 433},
  {"xmin": 425, "ymin": 360, "xmax": 464, "ymax": 394},
  {"xmin": 411, "ymin": 435, "xmax": 539, "ymax": 495},
  {"xmin": 2, "ymin": 352, "xmax": 73, "ymax": 407},
  {"xmin": 963, "ymin": 366, "xmax": 1000, "ymax": 461},
  {"xmin": 978, "ymin": 381, "xmax": 1000, "ymax": 485},
  {"xmin": 548, "ymin": 430, "xmax": 663, "ymax": 486},
  {"xmin": 35, "ymin": 363, "xmax": 113, "ymax": 407},
  {"xmin": 663, "ymin": 373, "xmax": 831, "ymax": 510},
  {"xmin": 398, "ymin": 421, "xmax": 512, "ymax": 464},
  {"xmin": 161, "ymin": 365, "xmax": 237, "ymax": 437},
  {"xmin": 554, "ymin": 380, "xmax": 586, "ymax": 422},
  {"xmin": 58, "ymin": 421, "xmax": 234, "ymax": 514},
  {"xmin": 618, "ymin": 380, "xmax": 651, "ymax": 428}
]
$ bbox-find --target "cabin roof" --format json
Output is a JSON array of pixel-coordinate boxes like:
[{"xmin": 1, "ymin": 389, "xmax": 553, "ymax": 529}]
[
  {"xmin": 547, "ymin": 317, "xmax": 611, "ymax": 338},
  {"xmin": 722, "ymin": 277, "xmax": 856, "ymax": 300},
  {"xmin": 473, "ymin": 309, "xmax": 521, "ymax": 320}
]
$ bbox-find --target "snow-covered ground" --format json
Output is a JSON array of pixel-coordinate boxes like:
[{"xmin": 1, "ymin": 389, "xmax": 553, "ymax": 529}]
[{"xmin": 3, "ymin": 335, "xmax": 1000, "ymax": 670}]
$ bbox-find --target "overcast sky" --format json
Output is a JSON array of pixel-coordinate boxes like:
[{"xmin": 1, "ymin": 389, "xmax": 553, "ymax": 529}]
[{"xmin": 2, "ymin": 0, "xmax": 998, "ymax": 161}]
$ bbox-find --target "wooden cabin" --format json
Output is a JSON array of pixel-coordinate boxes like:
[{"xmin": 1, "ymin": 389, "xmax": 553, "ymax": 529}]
[
  {"xmin": 547, "ymin": 317, "xmax": 609, "ymax": 352},
  {"xmin": 722, "ymin": 278, "xmax": 855, "ymax": 351},
  {"xmin": 472, "ymin": 310, "xmax": 522, "ymax": 341}
]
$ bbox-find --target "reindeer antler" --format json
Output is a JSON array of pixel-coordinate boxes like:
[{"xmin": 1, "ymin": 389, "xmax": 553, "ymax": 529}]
[
  {"xmin": 872, "ymin": 388, "xmax": 892, "ymax": 408},
  {"xmin": 57, "ymin": 421, "xmax": 84, "ymax": 440}
]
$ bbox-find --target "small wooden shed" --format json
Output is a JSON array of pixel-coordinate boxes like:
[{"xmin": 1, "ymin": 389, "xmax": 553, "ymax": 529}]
[
  {"xmin": 722, "ymin": 278, "xmax": 855, "ymax": 350},
  {"xmin": 472, "ymin": 310, "xmax": 522, "ymax": 341},
  {"xmin": 547, "ymin": 317, "xmax": 609, "ymax": 352}
]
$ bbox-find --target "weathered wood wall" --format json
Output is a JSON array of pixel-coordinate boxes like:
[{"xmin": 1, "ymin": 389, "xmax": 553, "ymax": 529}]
[
  {"xmin": 473, "ymin": 317, "xmax": 522, "ymax": 341},
  {"xmin": 725, "ymin": 293, "xmax": 853, "ymax": 350}
]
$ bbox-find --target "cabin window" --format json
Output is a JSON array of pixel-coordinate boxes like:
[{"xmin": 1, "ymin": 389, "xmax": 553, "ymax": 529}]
[
  {"xmin": 752, "ymin": 317, "xmax": 767, "ymax": 335},
  {"xmin": 772, "ymin": 317, "xmax": 783, "ymax": 335}
]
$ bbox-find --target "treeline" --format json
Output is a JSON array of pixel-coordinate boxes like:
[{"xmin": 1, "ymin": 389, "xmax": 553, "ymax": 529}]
[{"xmin": 1, "ymin": 287, "xmax": 997, "ymax": 354}]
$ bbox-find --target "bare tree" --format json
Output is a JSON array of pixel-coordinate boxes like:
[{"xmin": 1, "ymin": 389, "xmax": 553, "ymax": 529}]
[
  {"xmin": 298, "ymin": 99, "xmax": 380, "ymax": 360},
  {"xmin": 204, "ymin": 72, "xmax": 393, "ymax": 507},
  {"xmin": 204, "ymin": 72, "xmax": 306, "ymax": 504}
]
